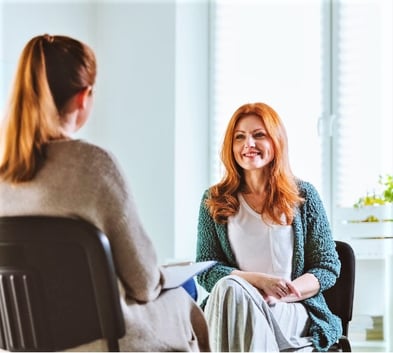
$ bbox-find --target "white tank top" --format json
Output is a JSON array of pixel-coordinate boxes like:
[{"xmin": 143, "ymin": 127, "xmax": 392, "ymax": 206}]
[{"xmin": 228, "ymin": 193, "xmax": 294, "ymax": 280}]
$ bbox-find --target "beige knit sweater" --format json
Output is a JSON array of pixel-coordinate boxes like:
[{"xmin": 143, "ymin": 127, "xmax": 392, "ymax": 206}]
[{"xmin": 0, "ymin": 139, "xmax": 210, "ymax": 352}]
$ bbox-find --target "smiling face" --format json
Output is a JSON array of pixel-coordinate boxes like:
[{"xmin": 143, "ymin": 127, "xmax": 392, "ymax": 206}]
[{"xmin": 232, "ymin": 114, "xmax": 275, "ymax": 172}]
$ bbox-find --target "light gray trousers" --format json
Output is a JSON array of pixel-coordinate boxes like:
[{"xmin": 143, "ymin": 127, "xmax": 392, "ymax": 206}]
[{"xmin": 204, "ymin": 275, "xmax": 313, "ymax": 352}]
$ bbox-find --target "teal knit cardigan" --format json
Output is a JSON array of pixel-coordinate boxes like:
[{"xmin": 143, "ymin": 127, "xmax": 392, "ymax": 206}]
[{"xmin": 196, "ymin": 180, "xmax": 342, "ymax": 352}]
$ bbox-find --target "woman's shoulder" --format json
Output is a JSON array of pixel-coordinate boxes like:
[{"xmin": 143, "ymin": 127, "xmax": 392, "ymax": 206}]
[
  {"xmin": 68, "ymin": 139, "xmax": 114, "ymax": 157},
  {"xmin": 49, "ymin": 139, "xmax": 119, "ymax": 166},
  {"xmin": 202, "ymin": 188, "xmax": 210, "ymax": 198},
  {"xmin": 296, "ymin": 179, "xmax": 326, "ymax": 213},
  {"xmin": 296, "ymin": 179, "xmax": 319, "ymax": 197},
  {"xmin": 47, "ymin": 139, "xmax": 126, "ymax": 185}
]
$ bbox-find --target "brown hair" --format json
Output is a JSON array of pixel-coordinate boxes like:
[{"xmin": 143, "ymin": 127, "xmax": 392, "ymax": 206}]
[
  {"xmin": 0, "ymin": 34, "xmax": 96, "ymax": 183},
  {"xmin": 206, "ymin": 102, "xmax": 303, "ymax": 224}
]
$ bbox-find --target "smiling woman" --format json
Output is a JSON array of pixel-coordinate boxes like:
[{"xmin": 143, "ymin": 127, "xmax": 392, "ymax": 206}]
[{"xmin": 196, "ymin": 102, "xmax": 341, "ymax": 352}]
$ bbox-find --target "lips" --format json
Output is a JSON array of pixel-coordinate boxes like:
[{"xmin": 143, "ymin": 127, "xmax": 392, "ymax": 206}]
[{"xmin": 243, "ymin": 151, "xmax": 261, "ymax": 157}]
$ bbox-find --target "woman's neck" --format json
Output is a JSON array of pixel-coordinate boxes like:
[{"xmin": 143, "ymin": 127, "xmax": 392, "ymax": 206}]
[{"xmin": 243, "ymin": 169, "xmax": 268, "ymax": 195}]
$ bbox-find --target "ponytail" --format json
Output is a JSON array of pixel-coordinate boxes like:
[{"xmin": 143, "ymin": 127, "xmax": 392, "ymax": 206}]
[{"xmin": 0, "ymin": 34, "xmax": 96, "ymax": 183}]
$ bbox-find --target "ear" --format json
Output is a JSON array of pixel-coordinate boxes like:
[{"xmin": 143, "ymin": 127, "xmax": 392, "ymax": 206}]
[{"xmin": 76, "ymin": 86, "xmax": 93, "ymax": 109}]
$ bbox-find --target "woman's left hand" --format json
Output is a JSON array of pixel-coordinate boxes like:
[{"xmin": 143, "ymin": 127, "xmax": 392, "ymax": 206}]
[{"xmin": 262, "ymin": 275, "xmax": 301, "ymax": 299}]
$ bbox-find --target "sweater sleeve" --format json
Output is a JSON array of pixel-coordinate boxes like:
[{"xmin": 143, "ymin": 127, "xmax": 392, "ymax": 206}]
[
  {"xmin": 89, "ymin": 147, "xmax": 162, "ymax": 302},
  {"xmin": 300, "ymin": 182, "xmax": 341, "ymax": 291},
  {"xmin": 296, "ymin": 181, "xmax": 343, "ymax": 351},
  {"xmin": 196, "ymin": 190, "xmax": 236, "ymax": 293}
]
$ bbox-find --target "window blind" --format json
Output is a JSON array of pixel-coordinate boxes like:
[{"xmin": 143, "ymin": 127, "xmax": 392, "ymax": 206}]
[{"xmin": 333, "ymin": 0, "xmax": 393, "ymax": 207}]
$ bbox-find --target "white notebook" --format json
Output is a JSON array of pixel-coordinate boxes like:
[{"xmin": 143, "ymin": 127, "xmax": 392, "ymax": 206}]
[{"xmin": 161, "ymin": 260, "xmax": 216, "ymax": 289}]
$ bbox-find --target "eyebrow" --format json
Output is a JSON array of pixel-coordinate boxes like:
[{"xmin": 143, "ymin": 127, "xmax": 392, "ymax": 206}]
[{"xmin": 234, "ymin": 128, "xmax": 265, "ymax": 133}]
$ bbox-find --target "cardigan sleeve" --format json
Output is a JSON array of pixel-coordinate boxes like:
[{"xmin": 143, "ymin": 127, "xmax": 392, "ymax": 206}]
[
  {"xmin": 195, "ymin": 190, "xmax": 237, "ymax": 293},
  {"xmin": 296, "ymin": 181, "xmax": 343, "ymax": 351},
  {"xmin": 300, "ymin": 181, "xmax": 341, "ymax": 292}
]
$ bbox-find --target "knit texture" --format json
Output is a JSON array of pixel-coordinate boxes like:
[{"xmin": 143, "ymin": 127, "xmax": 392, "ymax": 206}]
[{"xmin": 196, "ymin": 180, "xmax": 342, "ymax": 351}]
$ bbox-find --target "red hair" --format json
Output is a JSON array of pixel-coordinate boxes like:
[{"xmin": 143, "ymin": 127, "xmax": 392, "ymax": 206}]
[{"xmin": 206, "ymin": 102, "xmax": 303, "ymax": 224}]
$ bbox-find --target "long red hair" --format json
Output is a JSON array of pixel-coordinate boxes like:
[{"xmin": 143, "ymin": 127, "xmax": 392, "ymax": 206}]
[{"xmin": 206, "ymin": 102, "xmax": 303, "ymax": 224}]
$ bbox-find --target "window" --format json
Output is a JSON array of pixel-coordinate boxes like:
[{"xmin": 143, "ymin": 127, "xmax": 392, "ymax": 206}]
[
  {"xmin": 332, "ymin": 0, "xmax": 393, "ymax": 208},
  {"xmin": 210, "ymin": 0, "xmax": 325, "ymax": 204},
  {"xmin": 209, "ymin": 0, "xmax": 393, "ymax": 219}
]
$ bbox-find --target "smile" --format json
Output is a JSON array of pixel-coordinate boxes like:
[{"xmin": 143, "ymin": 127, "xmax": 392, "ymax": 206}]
[{"xmin": 243, "ymin": 152, "xmax": 261, "ymax": 158}]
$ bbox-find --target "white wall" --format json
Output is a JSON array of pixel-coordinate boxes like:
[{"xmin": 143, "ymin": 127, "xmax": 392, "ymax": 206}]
[
  {"xmin": 174, "ymin": 1, "xmax": 209, "ymax": 262},
  {"xmin": 0, "ymin": 0, "xmax": 210, "ymax": 263},
  {"xmin": 0, "ymin": 1, "xmax": 94, "ymax": 113},
  {"xmin": 93, "ymin": 2, "xmax": 178, "ymax": 263}
]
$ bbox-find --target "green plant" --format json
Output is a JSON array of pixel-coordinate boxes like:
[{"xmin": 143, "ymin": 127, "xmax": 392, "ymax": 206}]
[
  {"xmin": 353, "ymin": 174, "xmax": 393, "ymax": 208},
  {"xmin": 379, "ymin": 174, "xmax": 393, "ymax": 203}
]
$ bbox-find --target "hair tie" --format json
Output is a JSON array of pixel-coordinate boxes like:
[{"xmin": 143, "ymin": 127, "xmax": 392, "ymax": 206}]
[{"xmin": 43, "ymin": 34, "xmax": 54, "ymax": 43}]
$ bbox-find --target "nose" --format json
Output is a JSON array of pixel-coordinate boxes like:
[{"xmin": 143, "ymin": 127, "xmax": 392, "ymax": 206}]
[{"xmin": 245, "ymin": 135, "xmax": 256, "ymax": 148}]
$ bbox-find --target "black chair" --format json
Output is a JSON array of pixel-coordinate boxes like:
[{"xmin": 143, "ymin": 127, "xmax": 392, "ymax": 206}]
[
  {"xmin": 0, "ymin": 216, "xmax": 125, "ymax": 351},
  {"xmin": 323, "ymin": 240, "xmax": 356, "ymax": 352}
]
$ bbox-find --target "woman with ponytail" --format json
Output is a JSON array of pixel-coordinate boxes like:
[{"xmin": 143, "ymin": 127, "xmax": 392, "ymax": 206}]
[
  {"xmin": 196, "ymin": 102, "xmax": 341, "ymax": 352},
  {"xmin": 0, "ymin": 34, "xmax": 210, "ymax": 352}
]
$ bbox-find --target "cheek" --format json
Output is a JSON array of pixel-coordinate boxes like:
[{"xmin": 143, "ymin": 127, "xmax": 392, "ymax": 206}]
[
  {"xmin": 262, "ymin": 140, "xmax": 274, "ymax": 153},
  {"xmin": 233, "ymin": 151, "xmax": 240, "ymax": 163},
  {"xmin": 233, "ymin": 145, "xmax": 242, "ymax": 157},
  {"xmin": 266, "ymin": 145, "xmax": 275, "ymax": 160}
]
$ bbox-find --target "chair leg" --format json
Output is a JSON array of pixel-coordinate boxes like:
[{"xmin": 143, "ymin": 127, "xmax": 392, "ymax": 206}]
[
  {"xmin": 338, "ymin": 336, "xmax": 351, "ymax": 352},
  {"xmin": 107, "ymin": 338, "xmax": 120, "ymax": 352},
  {"xmin": 322, "ymin": 336, "xmax": 352, "ymax": 352}
]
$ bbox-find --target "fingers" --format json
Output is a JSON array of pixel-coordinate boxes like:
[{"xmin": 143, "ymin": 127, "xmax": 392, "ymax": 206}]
[
  {"xmin": 263, "ymin": 276, "xmax": 301, "ymax": 300},
  {"xmin": 286, "ymin": 281, "xmax": 301, "ymax": 298},
  {"xmin": 275, "ymin": 280, "xmax": 301, "ymax": 299},
  {"xmin": 276, "ymin": 286, "xmax": 288, "ymax": 298}
]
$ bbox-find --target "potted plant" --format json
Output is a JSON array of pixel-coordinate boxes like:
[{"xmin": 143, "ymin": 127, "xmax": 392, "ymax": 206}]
[
  {"xmin": 354, "ymin": 174, "xmax": 393, "ymax": 210},
  {"xmin": 334, "ymin": 174, "xmax": 393, "ymax": 259}
]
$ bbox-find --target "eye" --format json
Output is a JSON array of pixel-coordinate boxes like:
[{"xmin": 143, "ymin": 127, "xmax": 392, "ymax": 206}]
[
  {"xmin": 253, "ymin": 131, "xmax": 266, "ymax": 139},
  {"xmin": 234, "ymin": 133, "xmax": 245, "ymax": 140}
]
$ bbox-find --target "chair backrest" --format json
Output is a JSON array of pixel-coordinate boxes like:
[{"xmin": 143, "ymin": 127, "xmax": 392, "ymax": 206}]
[
  {"xmin": 323, "ymin": 240, "xmax": 356, "ymax": 336},
  {"xmin": 0, "ymin": 216, "xmax": 125, "ymax": 351}
]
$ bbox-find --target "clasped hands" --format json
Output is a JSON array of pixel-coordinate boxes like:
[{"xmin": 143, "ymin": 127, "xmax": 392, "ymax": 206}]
[
  {"xmin": 257, "ymin": 274, "xmax": 301, "ymax": 305},
  {"xmin": 232, "ymin": 270, "xmax": 304, "ymax": 305}
]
